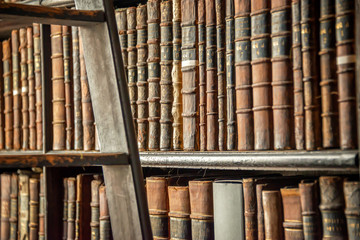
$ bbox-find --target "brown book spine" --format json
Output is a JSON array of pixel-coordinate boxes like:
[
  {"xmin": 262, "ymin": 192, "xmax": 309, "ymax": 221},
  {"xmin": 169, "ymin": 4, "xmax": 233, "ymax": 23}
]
[
  {"xmin": 319, "ymin": 176, "xmax": 347, "ymax": 239},
  {"xmin": 189, "ymin": 180, "xmax": 214, "ymax": 240},
  {"xmin": 91, "ymin": 179, "xmax": 102, "ymax": 240},
  {"xmin": 20, "ymin": 28, "xmax": 29, "ymax": 150},
  {"xmin": 27, "ymin": 27, "xmax": 36, "ymax": 150},
  {"xmin": 29, "ymin": 178, "xmax": 39, "ymax": 240},
  {"xmin": 292, "ymin": 0, "xmax": 305, "ymax": 150},
  {"xmin": 0, "ymin": 46, "xmax": 3, "ymax": 150},
  {"xmin": 39, "ymin": 174, "xmax": 45, "ymax": 240},
  {"xmin": 263, "ymin": 190, "xmax": 284, "ymax": 240},
  {"xmin": 18, "ymin": 174, "xmax": 29, "ymax": 240},
  {"xmin": 234, "ymin": 0, "xmax": 254, "ymax": 150},
  {"xmin": 335, "ymin": 0, "xmax": 357, "ymax": 149},
  {"xmin": 67, "ymin": 178, "xmax": 76, "ymax": 240},
  {"xmin": 11, "ymin": 30, "xmax": 20, "ymax": 150},
  {"xmin": 34, "ymin": 23, "xmax": 43, "ymax": 150},
  {"xmin": 160, "ymin": 0, "xmax": 173, "ymax": 151},
  {"xmin": 344, "ymin": 181, "xmax": 360, "ymax": 240},
  {"xmin": 172, "ymin": 0, "xmax": 183, "ymax": 150},
  {"xmin": 256, "ymin": 183, "xmax": 267, "ymax": 240},
  {"xmin": 9, "ymin": 173, "xmax": 17, "ymax": 240},
  {"xmin": 301, "ymin": 0, "xmax": 321, "ymax": 150},
  {"xmin": 1, "ymin": 174, "xmax": 11, "ymax": 240},
  {"xmin": 243, "ymin": 178, "xmax": 257, "ymax": 240},
  {"xmin": 181, "ymin": 0, "xmax": 199, "ymax": 151},
  {"xmin": 79, "ymin": 37, "xmax": 95, "ymax": 151},
  {"xmin": 3, "ymin": 39, "xmax": 13, "ymax": 150},
  {"xmin": 63, "ymin": 178, "xmax": 68, "ymax": 240},
  {"xmin": 115, "ymin": 9, "xmax": 128, "ymax": 76},
  {"xmin": 75, "ymin": 174, "xmax": 92, "ymax": 240},
  {"xmin": 99, "ymin": 185, "xmax": 111, "ymax": 240}
]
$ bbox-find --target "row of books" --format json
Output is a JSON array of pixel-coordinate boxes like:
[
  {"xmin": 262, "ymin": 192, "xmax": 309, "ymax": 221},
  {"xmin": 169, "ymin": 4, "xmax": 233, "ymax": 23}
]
[
  {"xmin": 115, "ymin": 0, "xmax": 357, "ymax": 152},
  {"xmin": 146, "ymin": 175, "xmax": 360, "ymax": 240}
]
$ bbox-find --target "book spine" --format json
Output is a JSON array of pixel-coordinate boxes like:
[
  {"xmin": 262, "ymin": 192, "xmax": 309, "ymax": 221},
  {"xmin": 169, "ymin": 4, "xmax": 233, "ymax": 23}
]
[
  {"xmin": 160, "ymin": 0, "xmax": 173, "ymax": 151},
  {"xmin": 20, "ymin": 28, "xmax": 29, "ymax": 150},
  {"xmin": 9, "ymin": 173, "xmax": 17, "ymax": 240},
  {"xmin": 206, "ymin": 0, "xmax": 219, "ymax": 151},
  {"xmin": 251, "ymin": 0, "xmax": 272, "ymax": 150},
  {"xmin": 90, "ymin": 179, "xmax": 102, "ymax": 240},
  {"xmin": 172, "ymin": 0, "xmax": 183, "ymax": 150},
  {"xmin": 168, "ymin": 186, "xmax": 191, "ymax": 240},
  {"xmin": 226, "ymin": 0, "xmax": 236, "ymax": 150},
  {"xmin": 292, "ymin": 0, "xmax": 305, "ymax": 150},
  {"xmin": 189, "ymin": 180, "xmax": 214, "ymax": 240},
  {"xmin": 319, "ymin": 176, "xmax": 347, "ymax": 239},
  {"xmin": 29, "ymin": 178, "xmax": 39, "ymax": 240},
  {"xmin": 319, "ymin": 0, "xmax": 339, "ymax": 148},
  {"xmin": 3, "ymin": 39, "xmax": 13, "ymax": 150},
  {"xmin": 1, "ymin": 174, "xmax": 11, "ymax": 240},
  {"xmin": 181, "ymin": 0, "xmax": 199, "ymax": 151},
  {"xmin": 127, "ymin": 7, "xmax": 138, "ymax": 135},
  {"xmin": 12, "ymin": 30, "xmax": 20, "ymax": 150},
  {"xmin": 67, "ymin": 178, "xmax": 76, "ymax": 240},
  {"xmin": 301, "ymin": 0, "xmax": 321, "ymax": 150},
  {"xmin": 18, "ymin": 174, "xmax": 29, "ymax": 240},
  {"xmin": 33, "ymin": 23, "xmax": 43, "ymax": 150},
  {"xmin": 115, "ymin": 9, "xmax": 128, "ymax": 76},
  {"xmin": 39, "ymin": 173, "xmax": 45, "ymax": 240},
  {"xmin": 28, "ymin": 27, "xmax": 36, "ymax": 150},
  {"xmin": 51, "ymin": 25, "xmax": 66, "ymax": 150},
  {"xmin": 256, "ymin": 183, "xmax": 267, "ymax": 240},
  {"xmin": 63, "ymin": 178, "xmax": 68, "ymax": 240},
  {"xmin": 75, "ymin": 175, "xmax": 81, "ymax": 240},
  {"xmin": 344, "ymin": 181, "xmax": 360, "ymax": 240},
  {"xmin": 243, "ymin": 178, "xmax": 257, "ymax": 240},
  {"xmin": 234, "ymin": 0, "xmax": 254, "ymax": 150},
  {"xmin": 0, "ymin": 46, "xmax": 3, "ymax": 150},
  {"xmin": 99, "ymin": 186, "xmax": 111, "ymax": 240},
  {"xmin": 198, "ymin": 0, "xmax": 206, "ymax": 151},
  {"xmin": 262, "ymin": 190, "xmax": 284, "ymax": 240},
  {"xmin": 75, "ymin": 174, "xmax": 93, "ymax": 240},
  {"xmin": 335, "ymin": 0, "xmax": 357, "ymax": 149},
  {"xmin": 79, "ymin": 37, "xmax": 95, "ymax": 151},
  {"xmin": 271, "ymin": 0, "xmax": 294, "ymax": 150}
]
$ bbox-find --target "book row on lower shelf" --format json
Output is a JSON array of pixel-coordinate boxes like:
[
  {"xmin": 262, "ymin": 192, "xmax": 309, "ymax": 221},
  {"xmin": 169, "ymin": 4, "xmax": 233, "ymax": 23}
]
[{"xmin": 145, "ymin": 175, "xmax": 360, "ymax": 240}]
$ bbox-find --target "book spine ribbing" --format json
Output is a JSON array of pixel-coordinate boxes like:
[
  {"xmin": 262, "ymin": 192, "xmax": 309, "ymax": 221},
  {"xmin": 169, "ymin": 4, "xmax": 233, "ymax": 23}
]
[
  {"xmin": 67, "ymin": 178, "xmax": 76, "ymax": 240},
  {"xmin": 18, "ymin": 174, "xmax": 30, "ymax": 240},
  {"xmin": 28, "ymin": 27, "xmax": 36, "ymax": 150},
  {"xmin": 3, "ymin": 39, "xmax": 13, "ymax": 150},
  {"xmin": 1, "ymin": 174, "xmax": 11, "ymax": 240},
  {"xmin": 20, "ymin": 28, "xmax": 29, "ymax": 150},
  {"xmin": 256, "ymin": 183, "xmax": 267, "ymax": 240},
  {"xmin": 63, "ymin": 178, "xmax": 68, "ymax": 240},
  {"xmin": 90, "ymin": 180, "xmax": 102, "ymax": 240},
  {"xmin": 99, "ymin": 186, "xmax": 111, "ymax": 240},
  {"xmin": 115, "ymin": 9, "xmax": 128, "ymax": 77},
  {"xmin": 39, "ymin": 173, "xmax": 45, "ymax": 240},
  {"xmin": 9, "ymin": 173, "xmax": 18, "ymax": 240},
  {"xmin": 29, "ymin": 178, "xmax": 39, "ymax": 240},
  {"xmin": 12, "ymin": 30, "xmax": 20, "ymax": 150},
  {"xmin": 243, "ymin": 178, "xmax": 257, "ymax": 239}
]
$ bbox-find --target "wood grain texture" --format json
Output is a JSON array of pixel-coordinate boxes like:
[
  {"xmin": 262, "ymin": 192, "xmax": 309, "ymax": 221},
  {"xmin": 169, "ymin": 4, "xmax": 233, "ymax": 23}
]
[
  {"xmin": 3, "ymin": 39, "xmax": 13, "ymax": 150},
  {"xmin": 11, "ymin": 30, "xmax": 20, "ymax": 150}
]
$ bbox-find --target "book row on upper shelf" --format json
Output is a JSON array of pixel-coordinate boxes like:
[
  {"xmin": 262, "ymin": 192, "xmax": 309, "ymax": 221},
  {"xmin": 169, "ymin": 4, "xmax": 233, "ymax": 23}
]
[
  {"xmin": 145, "ymin": 175, "xmax": 360, "ymax": 240},
  {"xmin": 115, "ymin": 0, "xmax": 358, "ymax": 152}
]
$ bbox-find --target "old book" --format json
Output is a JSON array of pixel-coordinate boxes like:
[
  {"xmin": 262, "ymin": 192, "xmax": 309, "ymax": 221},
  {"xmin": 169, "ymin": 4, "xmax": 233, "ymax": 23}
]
[
  {"xmin": 63, "ymin": 178, "xmax": 68, "ymax": 240},
  {"xmin": 136, "ymin": 4, "xmax": 149, "ymax": 151},
  {"xmin": 20, "ymin": 28, "xmax": 29, "ymax": 150},
  {"xmin": 115, "ymin": 9, "xmax": 128, "ymax": 75},
  {"xmin": 256, "ymin": 183, "xmax": 267, "ymax": 240},
  {"xmin": 27, "ymin": 27, "xmax": 36, "ymax": 150},
  {"xmin": 168, "ymin": 186, "xmax": 191, "ymax": 240},
  {"xmin": 344, "ymin": 181, "xmax": 360, "ymax": 240},
  {"xmin": 29, "ymin": 178, "xmax": 39, "ymax": 240},
  {"xmin": 292, "ymin": 0, "xmax": 304, "ymax": 150},
  {"xmin": 90, "ymin": 179, "xmax": 102, "ymax": 240},
  {"xmin": 189, "ymin": 180, "xmax": 214, "ymax": 240},
  {"xmin": 319, "ymin": 0, "xmax": 339, "ymax": 149},
  {"xmin": 39, "ymin": 173, "xmax": 45, "ymax": 240},
  {"xmin": 146, "ymin": 177, "xmax": 169, "ymax": 239},
  {"xmin": 213, "ymin": 180, "xmax": 244, "ymax": 240},
  {"xmin": 79, "ymin": 36, "xmax": 95, "ymax": 151},
  {"xmin": 18, "ymin": 173, "xmax": 30, "ymax": 240},
  {"xmin": 3, "ymin": 39, "xmax": 13, "ymax": 150},
  {"xmin": 335, "ymin": 0, "xmax": 357, "ymax": 149},
  {"xmin": 1, "ymin": 174, "xmax": 11, "ymax": 240},
  {"xmin": 319, "ymin": 176, "xmax": 347, "ymax": 239},
  {"xmin": 251, "ymin": 0, "xmax": 273, "ymax": 150},
  {"xmin": 34, "ymin": 23, "xmax": 43, "ymax": 150},
  {"xmin": 206, "ymin": 0, "xmax": 218, "ymax": 151},
  {"xmin": 271, "ymin": 0, "xmax": 294, "ymax": 150},
  {"xmin": 51, "ymin": 25, "xmax": 66, "ymax": 150},
  {"xmin": 75, "ymin": 174, "xmax": 92, "ymax": 240},
  {"xmin": 67, "ymin": 178, "xmax": 76, "ymax": 240},
  {"xmin": 99, "ymin": 185, "xmax": 111, "ymax": 240},
  {"xmin": 0, "ymin": 46, "xmax": 3, "ymax": 150},
  {"xmin": 171, "ymin": 0, "xmax": 183, "ymax": 150},
  {"xmin": 301, "ymin": 0, "xmax": 321, "ymax": 150},
  {"xmin": 181, "ymin": 0, "xmax": 199, "ymax": 151},
  {"xmin": 243, "ymin": 178, "xmax": 257, "ymax": 240},
  {"xmin": 263, "ymin": 190, "xmax": 283, "ymax": 240},
  {"xmin": 9, "ymin": 173, "xmax": 18, "ymax": 240},
  {"xmin": 198, "ymin": 0, "xmax": 206, "ymax": 151},
  {"xmin": 280, "ymin": 188, "xmax": 304, "ymax": 240},
  {"xmin": 234, "ymin": 0, "xmax": 254, "ymax": 150}
]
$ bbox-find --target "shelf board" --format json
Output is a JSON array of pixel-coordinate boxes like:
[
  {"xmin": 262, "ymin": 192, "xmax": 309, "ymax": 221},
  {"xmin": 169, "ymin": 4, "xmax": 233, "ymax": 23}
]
[{"xmin": 140, "ymin": 150, "xmax": 359, "ymax": 173}]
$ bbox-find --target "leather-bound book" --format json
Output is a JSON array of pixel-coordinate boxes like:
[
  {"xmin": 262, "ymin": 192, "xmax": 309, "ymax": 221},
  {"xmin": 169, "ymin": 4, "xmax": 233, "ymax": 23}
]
[
  {"xmin": 319, "ymin": 0, "xmax": 339, "ymax": 148},
  {"xmin": 63, "ymin": 178, "xmax": 68, "ymax": 240},
  {"xmin": 213, "ymin": 180, "xmax": 244, "ymax": 240},
  {"xmin": 335, "ymin": 0, "xmax": 357, "ymax": 149},
  {"xmin": 172, "ymin": 0, "xmax": 183, "ymax": 150},
  {"xmin": 9, "ymin": 173, "xmax": 18, "ymax": 240},
  {"xmin": 198, "ymin": 0, "xmax": 206, "ymax": 151},
  {"xmin": 11, "ymin": 30, "xmax": 21, "ymax": 150},
  {"xmin": 344, "ymin": 181, "xmax": 360, "ymax": 240},
  {"xmin": 136, "ymin": 4, "xmax": 148, "ymax": 151},
  {"xmin": 18, "ymin": 173, "xmax": 30, "ymax": 240},
  {"xmin": 146, "ymin": 177, "xmax": 169, "ymax": 239},
  {"xmin": 280, "ymin": 188, "xmax": 304, "ymax": 240},
  {"xmin": 256, "ymin": 183, "xmax": 267, "ymax": 240},
  {"xmin": 301, "ymin": 0, "xmax": 321, "ymax": 150},
  {"xmin": 67, "ymin": 178, "xmax": 76, "ymax": 240},
  {"xmin": 319, "ymin": 176, "xmax": 347, "ymax": 239},
  {"xmin": 51, "ymin": 25, "xmax": 66, "ymax": 150},
  {"xmin": 91, "ymin": 179, "xmax": 102, "ymax": 240},
  {"xmin": 299, "ymin": 180, "xmax": 321, "ymax": 240},
  {"xmin": 168, "ymin": 186, "xmax": 191, "ymax": 240},
  {"xmin": 1, "ymin": 174, "xmax": 11, "ymax": 240},
  {"xmin": 3, "ymin": 39, "xmax": 13, "ymax": 150},
  {"xmin": 181, "ymin": 0, "xmax": 199, "ymax": 151},
  {"xmin": 39, "ymin": 173, "xmax": 45, "ymax": 240},
  {"xmin": 99, "ymin": 185, "xmax": 111, "ymax": 240},
  {"xmin": 234, "ymin": 0, "xmax": 254, "ymax": 151},
  {"xmin": 79, "ymin": 37, "xmax": 95, "ymax": 151},
  {"xmin": 243, "ymin": 178, "xmax": 257, "ymax": 240},
  {"xmin": 115, "ymin": 9, "xmax": 128, "ymax": 75},
  {"xmin": 291, "ymin": 0, "xmax": 304, "ymax": 150},
  {"xmin": 271, "ymin": 0, "xmax": 294, "ymax": 150},
  {"xmin": 0, "ymin": 44, "xmax": 3, "ymax": 150},
  {"xmin": 29, "ymin": 178, "xmax": 39, "ymax": 240},
  {"xmin": 75, "ymin": 174, "xmax": 92, "ymax": 240},
  {"xmin": 206, "ymin": 0, "xmax": 218, "ymax": 151},
  {"xmin": 34, "ymin": 23, "xmax": 42, "ymax": 150},
  {"xmin": 262, "ymin": 190, "xmax": 284, "ymax": 240},
  {"xmin": 189, "ymin": 180, "xmax": 214, "ymax": 240},
  {"xmin": 159, "ymin": 0, "xmax": 173, "ymax": 151},
  {"xmin": 127, "ymin": 7, "xmax": 138, "ymax": 135},
  {"xmin": 20, "ymin": 28, "xmax": 29, "ymax": 150},
  {"xmin": 27, "ymin": 27, "xmax": 36, "ymax": 150},
  {"xmin": 251, "ymin": 0, "xmax": 272, "ymax": 150}
]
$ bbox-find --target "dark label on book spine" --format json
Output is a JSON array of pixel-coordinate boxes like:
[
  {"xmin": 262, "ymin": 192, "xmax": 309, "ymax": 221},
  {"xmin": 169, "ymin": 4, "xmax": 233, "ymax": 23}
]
[
  {"xmin": 137, "ymin": 29, "xmax": 147, "ymax": 43},
  {"xmin": 170, "ymin": 217, "xmax": 191, "ymax": 239},
  {"xmin": 272, "ymin": 36, "xmax": 291, "ymax": 57},
  {"xmin": 251, "ymin": 13, "xmax": 269, "ymax": 36},
  {"xmin": 320, "ymin": 19, "xmax": 335, "ymax": 50},
  {"xmin": 191, "ymin": 219, "xmax": 214, "ymax": 240},
  {"xmin": 206, "ymin": 26, "xmax": 216, "ymax": 47},
  {"xmin": 251, "ymin": 38, "xmax": 270, "ymax": 60},
  {"xmin": 271, "ymin": 9, "xmax": 291, "ymax": 34},
  {"xmin": 182, "ymin": 49, "xmax": 197, "ymax": 62},
  {"xmin": 148, "ymin": 63, "xmax": 160, "ymax": 79},
  {"xmin": 321, "ymin": 211, "xmax": 347, "ymax": 238},
  {"xmin": 235, "ymin": 16, "xmax": 250, "ymax": 39},
  {"xmin": 182, "ymin": 26, "xmax": 196, "ymax": 45},
  {"xmin": 161, "ymin": 46, "xmax": 172, "ymax": 61},
  {"xmin": 301, "ymin": 23, "xmax": 312, "ymax": 48},
  {"xmin": 150, "ymin": 215, "xmax": 168, "ymax": 238},
  {"xmin": 335, "ymin": 14, "xmax": 354, "ymax": 42},
  {"xmin": 235, "ymin": 41, "xmax": 251, "ymax": 63},
  {"xmin": 148, "ymin": 23, "xmax": 160, "ymax": 40},
  {"xmin": 225, "ymin": 19, "xmax": 234, "ymax": 51},
  {"xmin": 303, "ymin": 215, "xmax": 318, "ymax": 238}
]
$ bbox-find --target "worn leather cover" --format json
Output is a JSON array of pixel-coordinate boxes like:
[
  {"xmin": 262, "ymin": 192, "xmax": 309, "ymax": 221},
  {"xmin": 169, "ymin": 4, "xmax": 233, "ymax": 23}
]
[
  {"xmin": 251, "ymin": 0, "xmax": 273, "ymax": 150},
  {"xmin": 3, "ymin": 39, "xmax": 13, "ymax": 150},
  {"xmin": 9, "ymin": 173, "xmax": 18, "ymax": 240},
  {"xmin": 243, "ymin": 178, "xmax": 257, "ymax": 240},
  {"xmin": 75, "ymin": 174, "xmax": 92, "ymax": 240},
  {"xmin": 63, "ymin": 178, "xmax": 68, "ymax": 240},
  {"xmin": 27, "ymin": 27, "xmax": 36, "ymax": 151},
  {"xmin": 344, "ymin": 181, "xmax": 360, "ymax": 240},
  {"xmin": 11, "ymin": 30, "xmax": 20, "ymax": 150},
  {"xmin": 0, "ymin": 45, "xmax": 4, "ymax": 150},
  {"xmin": 256, "ymin": 183, "xmax": 267, "ymax": 240},
  {"xmin": 213, "ymin": 180, "xmax": 244, "ymax": 240},
  {"xmin": 20, "ymin": 28, "xmax": 29, "ymax": 150},
  {"xmin": 319, "ymin": 176, "xmax": 347, "ymax": 239},
  {"xmin": 263, "ymin": 190, "xmax": 284, "ymax": 240},
  {"xmin": 115, "ymin": 8, "xmax": 128, "ymax": 75},
  {"xmin": 39, "ymin": 173, "xmax": 45, "ymax": 240},
  {"xmin": 335, "ymin": 0, "xmax": 357, "ymax": 149},
  {"xmin": 235, "ymin": 0, "xmax": 254, "ymax": 150},
  {"xmin": 67, "ymin": 178, "xmax": 76, "ymax": 240},
  {"xmin": 99, "ymin": 185, "xmax": 111, "ymax": 240},
  {"xmin": 29, "ymin": 178, "xmax": 39, "ymax": 240},
  {"xmin": 159, "ymin": 0, "xmax": 173, "ymax": 151},
  {"xmin": 91, "ymin": 179, "xmax": 102, "ymax": 240},
  {"xmin": 1, "ymin": 174, "xmax": 11, "ymax": 240},
  {"xmin": 18, "ymin": 174, "xmax": 29, "ymax": 240}
]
